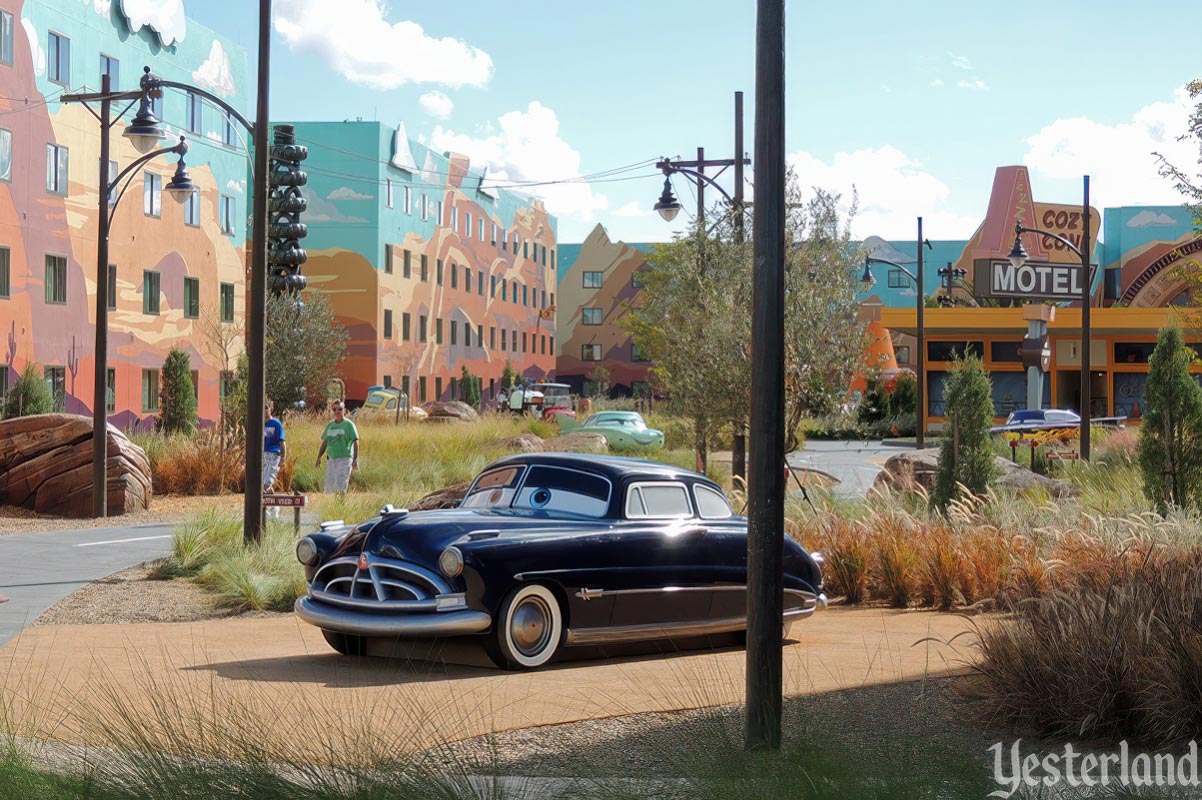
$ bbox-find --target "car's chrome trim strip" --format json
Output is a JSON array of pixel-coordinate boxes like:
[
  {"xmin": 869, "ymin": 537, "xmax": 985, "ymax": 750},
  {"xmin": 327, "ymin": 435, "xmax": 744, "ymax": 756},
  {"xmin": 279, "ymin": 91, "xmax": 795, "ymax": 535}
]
[
  {"xmin": 295, "ymin": 597, "xmax": 490, "ymax": 637},
  {"xmin": 574, "ymin": 585, "xmax": 818, "ymax": 601},
  {"xmin": 564, "ymin": 591, "xmax": 819, "ymax": 645}
]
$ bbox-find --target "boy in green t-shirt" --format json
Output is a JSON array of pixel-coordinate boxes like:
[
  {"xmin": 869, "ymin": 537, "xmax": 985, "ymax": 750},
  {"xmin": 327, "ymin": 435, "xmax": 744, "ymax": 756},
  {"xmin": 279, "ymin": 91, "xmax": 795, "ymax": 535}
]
[{"xmin": 315, "ymin": 402, "xmax": 359, "ymax": 494}]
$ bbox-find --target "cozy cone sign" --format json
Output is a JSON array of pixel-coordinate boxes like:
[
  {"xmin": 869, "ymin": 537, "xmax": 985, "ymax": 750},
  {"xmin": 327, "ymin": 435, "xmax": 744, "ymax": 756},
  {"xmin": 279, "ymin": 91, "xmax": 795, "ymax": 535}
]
[{"xmin": 974, "ymin": 258, "xmax": 1096, "ymax": 301}]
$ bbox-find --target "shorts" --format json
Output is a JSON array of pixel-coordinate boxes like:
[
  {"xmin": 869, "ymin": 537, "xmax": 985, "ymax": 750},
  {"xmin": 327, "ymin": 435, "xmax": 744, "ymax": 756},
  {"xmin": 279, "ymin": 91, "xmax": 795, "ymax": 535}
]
[
  {"xmin": 262, "ymin": 451, "xmax": 282, "ymax": 491},
  {"xmin": 323, "ymin": 456, "xmax": 353, "ymax": 493}
]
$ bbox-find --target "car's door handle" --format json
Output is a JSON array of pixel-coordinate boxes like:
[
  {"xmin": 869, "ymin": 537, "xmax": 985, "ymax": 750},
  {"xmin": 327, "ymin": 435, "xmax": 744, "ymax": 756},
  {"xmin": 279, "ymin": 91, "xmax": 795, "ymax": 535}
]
[{"xmin": 678, "ymin": 526, "xmax": 708, "ymax": 540}]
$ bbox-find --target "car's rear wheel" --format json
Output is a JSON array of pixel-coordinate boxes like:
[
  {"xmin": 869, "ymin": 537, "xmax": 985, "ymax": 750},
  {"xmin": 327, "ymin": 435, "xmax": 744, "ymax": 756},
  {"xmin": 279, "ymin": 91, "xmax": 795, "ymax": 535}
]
[
  {"xmin": 487, "ymin": 584, "xmax": 564, "ymax": 670},
  {"xmin": 322, "ymin": 629, "xmax": 368, "ymax": 656}
]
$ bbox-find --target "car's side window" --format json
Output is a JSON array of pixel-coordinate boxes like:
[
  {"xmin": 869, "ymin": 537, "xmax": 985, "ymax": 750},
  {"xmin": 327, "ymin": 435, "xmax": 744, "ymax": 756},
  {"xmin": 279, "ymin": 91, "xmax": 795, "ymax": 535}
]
[
  {"xmin": 694, "ymin": 484, "xmax": 733, "ymax": 519},
  {"xmin": 626, "ymin": 481, "xmax": 693, "ymax": 519}
]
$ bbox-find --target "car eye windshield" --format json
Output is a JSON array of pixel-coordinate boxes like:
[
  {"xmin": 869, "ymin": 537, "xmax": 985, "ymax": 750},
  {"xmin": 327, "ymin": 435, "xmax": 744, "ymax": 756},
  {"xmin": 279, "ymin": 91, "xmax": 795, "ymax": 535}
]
[
  {"xmin": 462, "ymin": 466, "xmax": 526, "ymax": 509},
  {"xmin": 512, "ymin": 466, "xmax": 611, "ymax": 518}
]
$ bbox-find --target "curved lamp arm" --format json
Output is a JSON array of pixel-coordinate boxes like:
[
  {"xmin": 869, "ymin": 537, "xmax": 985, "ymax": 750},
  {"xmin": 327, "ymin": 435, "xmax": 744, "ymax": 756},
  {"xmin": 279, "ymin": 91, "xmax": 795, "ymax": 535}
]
[
  {"xmin": 141, "ymin": 66, "xmax": 255, "ymax": 134},
  {"xmin": 107, "ymin": 137, "xmax": 188, "ymax": 226},
  {"xmin": 1013, "ymin": 220, "xmax": 1084, "ymax": 259},
  {"xmin": 660, "ymin": 163, "xmax": 736, "ymax": 205},
  {"xmin": 865, "ymin": 254, "xmax": 916, "ymax": 284}
]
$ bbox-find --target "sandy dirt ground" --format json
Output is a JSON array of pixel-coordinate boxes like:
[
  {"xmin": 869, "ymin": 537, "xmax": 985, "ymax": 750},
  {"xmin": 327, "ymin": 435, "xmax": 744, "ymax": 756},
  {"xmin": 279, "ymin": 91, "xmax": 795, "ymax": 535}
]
[{"xmin": 0, "ymin": 606, "xmax": 981, "ymax": 759}]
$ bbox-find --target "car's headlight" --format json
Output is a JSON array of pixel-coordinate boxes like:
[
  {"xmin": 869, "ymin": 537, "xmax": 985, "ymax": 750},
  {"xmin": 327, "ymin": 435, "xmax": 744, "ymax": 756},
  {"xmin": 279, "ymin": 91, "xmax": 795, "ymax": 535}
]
[
  {"xmin": 296, "ymin": 536, "xmax": 319, "ymax": 566},
  {"xmin": 438, "ymin": 546, "xmax": 464, "ymax": 578}
]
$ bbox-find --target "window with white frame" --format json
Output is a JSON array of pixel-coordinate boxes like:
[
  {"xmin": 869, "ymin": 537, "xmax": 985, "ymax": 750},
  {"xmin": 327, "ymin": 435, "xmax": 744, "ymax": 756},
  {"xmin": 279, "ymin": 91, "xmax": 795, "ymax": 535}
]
[
  {"xmin": 0, "ymin": 11, "xmax": 13, "ymax": 66},
  {"xmin": 403, "ymin": 185, "xmax": 412, "ymax": 214},
  {"xmin": 186, "ymin": 92, "xmax": 202, "ymax": 133},
  {"xmin": 183, "ymin": 191, "xmax": 200, "ymax": 226},
  {"xmin": 46, "ymin": 143, "xmax": 68, "ymax": 194},
  {"xmin": 386, "ymin": 178, "xmax": 393, "ymax": 208},
  {"xmin": 220, "ymin": 195, "xmax": 235, "ymax": 234},
  {"xmin": 583, "ymin": 271, "xmax": 602, "ymax": 289},
  {"xmin": 143, "ymin": 173, "xmax": 162, "ymax": 217},
  {"xmin": 99, "ymin": 53, "xmax": 119, "ymax": 90},
  {"xmin": 47, "ymin": 32, "xmax": 69, "ymax": 84},
  {"xmin": 44, "ymin": 255, "xmax": 66, "ymax": 304},
  {"xmin": 222, "ymin": 111, "xmax": 236, "ymax": 147},
  {"xmin": 0, "ymin": 129, "xmax": 11, "ymax": 182},
  {"xmin": 582, "ymin": 344, "xmax": 602, "ymax": 361},
  {"xmin": 582, "ymin": 308, "xmax": 602, "ymax": 326}
]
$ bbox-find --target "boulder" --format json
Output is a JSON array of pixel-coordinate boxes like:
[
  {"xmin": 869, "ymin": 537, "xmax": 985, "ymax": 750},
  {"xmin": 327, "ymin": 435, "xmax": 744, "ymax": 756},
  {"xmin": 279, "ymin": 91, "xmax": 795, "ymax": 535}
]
[
  {"xmin": 873, "ymin": 447, "xmax": 1078, "ymax": 499},
  {"xmin": 485, "ymin": 433, "xmax": 546, "ymax": 453},
  {"xmin": 411, "ymin": 481, "xmax": 471, "ymax": 511},
  {"xmin": 0, "ymin": 414, "xmax": 153, "ymax": 517},
  {"xmin": 544, "ymin": 432, "xmax": 610, "ymax": 454},
  {"xmin": 424, "ymin": 401, "xmax": 480, "ymax": 424}
]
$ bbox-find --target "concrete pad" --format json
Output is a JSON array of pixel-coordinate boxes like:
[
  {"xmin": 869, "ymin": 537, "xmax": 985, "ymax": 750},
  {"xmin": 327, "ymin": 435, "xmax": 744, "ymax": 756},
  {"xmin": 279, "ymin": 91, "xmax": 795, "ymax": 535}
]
[{"xmin": 0, "ymin": 607, "xmax": 979, "ymax": 759}]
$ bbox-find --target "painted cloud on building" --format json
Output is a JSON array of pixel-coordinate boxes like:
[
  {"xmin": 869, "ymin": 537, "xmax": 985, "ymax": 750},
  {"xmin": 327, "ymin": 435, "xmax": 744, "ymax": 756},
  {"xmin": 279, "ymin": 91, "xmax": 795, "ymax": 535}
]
[
  {"xmin": 1127, "ymin": 210, "xmax": 1177, "ymax": 228},
  {"xmin": 85, "ymin": 0, "xmax": 113, "ymax": 15},
  {"xmin": 306, "ymin": 192, "xmax": 368, "ymax": 224},
  {"xmin": 20, "ymin": 17, "xmax": 45, "ymax": 76},
  {"xmin": 327, "ymin": 186, "xmax": 372, "ymax": 201},
  {"xmin": 118, "ymin": 0, "xmax": 187, "ymax": 46},
  {"xmin": 193, "ymin": 40, "xmax": 236, "ymax": 97},
  {"xmin": 226, "ymin": 179, "xmax": 244, "ymax": 194}
]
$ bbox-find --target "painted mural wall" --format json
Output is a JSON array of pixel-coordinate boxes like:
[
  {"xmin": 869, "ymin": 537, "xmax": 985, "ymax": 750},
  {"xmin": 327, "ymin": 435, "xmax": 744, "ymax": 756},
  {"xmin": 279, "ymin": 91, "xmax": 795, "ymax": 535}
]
[
  {"xmin": 0, "ymin": 0, "xmax": 249, "ymax": 429},
  {"xmin": 1102, "ymin": 205, "xmax": 1202, "ymax": 308},
  {"xmin": 289, "ymin": 121, "xmax": 557, "ymax": 405},
  {"xmin": 556, "ymin": 223, "xmax": 654, "ymax": 396}
]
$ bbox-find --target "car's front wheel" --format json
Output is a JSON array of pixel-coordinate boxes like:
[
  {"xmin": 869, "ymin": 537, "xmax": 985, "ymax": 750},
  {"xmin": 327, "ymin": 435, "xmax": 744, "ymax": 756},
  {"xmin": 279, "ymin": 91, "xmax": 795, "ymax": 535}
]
[
  {"xmin": 322, "ymin": 629, "xmax": 368, "ymax": 656},
  {"xmin": 487, "ymin": 584, "xmax": 564, "ymax": 670}
]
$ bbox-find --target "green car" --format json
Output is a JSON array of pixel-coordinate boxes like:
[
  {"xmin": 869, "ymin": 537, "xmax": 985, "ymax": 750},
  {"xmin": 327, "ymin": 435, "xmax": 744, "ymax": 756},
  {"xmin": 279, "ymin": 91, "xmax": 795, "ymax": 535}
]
[{"xmin": 555, "ymin": 410, "xmax": 665, "ymax": 450}]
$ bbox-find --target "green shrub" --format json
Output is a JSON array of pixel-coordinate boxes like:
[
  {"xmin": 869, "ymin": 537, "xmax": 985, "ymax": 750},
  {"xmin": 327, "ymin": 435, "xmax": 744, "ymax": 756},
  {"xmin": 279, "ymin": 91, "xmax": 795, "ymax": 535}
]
[
  {"xmin": 159, "ymin": 347, "xmax": 197, "ymax": 435},
  {"xmin": 932, "ymin": 356, "xmax": 997, "ymax": 511},
  {"xmin": 889, "ymin": 371, "xmax": 918, "ymax": 416},
  {"xmin": 459, "ymin": 365, "xmax": 481, "ymax": 408},
  {"xmin": 1, "ymin": 364, "xmax": 54, "ymax": 419},
  {"xmin": 1137, "ymin": 325, "xmax": 1202, "ymax": 511}
]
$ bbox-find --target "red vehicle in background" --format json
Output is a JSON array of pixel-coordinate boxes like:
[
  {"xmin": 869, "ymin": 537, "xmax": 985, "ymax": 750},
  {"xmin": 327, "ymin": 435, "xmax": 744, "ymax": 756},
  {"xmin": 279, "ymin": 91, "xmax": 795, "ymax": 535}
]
[{"xmin": 524, "ymin": 382, "xmax": 575, "ymax": 419}]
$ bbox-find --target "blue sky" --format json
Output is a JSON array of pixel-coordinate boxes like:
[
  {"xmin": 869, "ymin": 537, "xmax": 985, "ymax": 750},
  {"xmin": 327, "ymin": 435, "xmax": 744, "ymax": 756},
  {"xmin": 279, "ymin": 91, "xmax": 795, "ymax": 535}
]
[{"xmin": 186, "ymin": 0, "xmax": 1201, "ymax": 244}]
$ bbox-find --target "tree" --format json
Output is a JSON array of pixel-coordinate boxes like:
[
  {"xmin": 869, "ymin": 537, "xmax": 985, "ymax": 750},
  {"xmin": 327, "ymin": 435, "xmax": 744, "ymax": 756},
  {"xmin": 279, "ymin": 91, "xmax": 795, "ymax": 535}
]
[
  {"xmin": 585, "ymin": 364, "xmax": 612, "ymax": 400},
  {"xmin": 198, "ymin": 309, "xmax": 245, "ymax": 439},
  {"xmin": 265, "ymin": 292, "xmax": 348, "ymax": 410},
  {"xmin": 159, "ymin": 347, "xmax": 197, "ymax": 435},
  {"xmin": 782, "ymin": 186, "xmax": 866, "ymax": 449},
  {"xmin": 460, "ymin": 365, "xmax": 482, "ymax": 409},
  {"xmin": 1137, "ymin": 325, "xmax": 1202, "ymax": 511},
  {"xmin": 500, "ymin": 359, "xmax": 519, "ymax": 392},
  {"xmin": 932, "ymin": 356, "xmax": 997, "ymax": 511},
  {"xmin": 1156, "ymin": 79, "xmax": 1202, "ymax": 228},
  {"xmin": 1, "ymin": 363, "xmax": 54, "ymax": 419},
  {"xmin": 622, "ymin": 208, "xmax": 751, "ymax": 472}
]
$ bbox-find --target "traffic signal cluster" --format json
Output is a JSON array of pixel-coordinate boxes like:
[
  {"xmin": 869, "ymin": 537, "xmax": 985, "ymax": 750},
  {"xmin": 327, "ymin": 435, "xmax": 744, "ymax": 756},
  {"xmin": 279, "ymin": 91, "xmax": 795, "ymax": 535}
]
[{"xmin": 268, "ymin": 124, "xmax": 308, "ymax": 295}]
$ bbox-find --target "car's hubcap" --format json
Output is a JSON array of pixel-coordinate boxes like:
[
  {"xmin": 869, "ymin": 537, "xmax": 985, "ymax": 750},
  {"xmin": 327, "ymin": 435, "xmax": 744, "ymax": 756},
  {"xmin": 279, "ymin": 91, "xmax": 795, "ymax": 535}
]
[{"xmin": 511, "ymin": 597, "xmax": 552, "ymax": 656}]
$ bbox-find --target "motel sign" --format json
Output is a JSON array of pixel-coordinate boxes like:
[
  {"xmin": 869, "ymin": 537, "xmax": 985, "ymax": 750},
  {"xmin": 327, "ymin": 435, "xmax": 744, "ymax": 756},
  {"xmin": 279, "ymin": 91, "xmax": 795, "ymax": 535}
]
[{"xmin": 973, "ymin": 258, "xmax": 1096, "ymax": 301}]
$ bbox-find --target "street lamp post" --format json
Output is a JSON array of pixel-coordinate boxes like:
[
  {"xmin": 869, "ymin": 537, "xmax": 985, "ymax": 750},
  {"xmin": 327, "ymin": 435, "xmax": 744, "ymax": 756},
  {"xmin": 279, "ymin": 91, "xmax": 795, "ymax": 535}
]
[
  {"xmin": 64, "ymin": 0, "xmax": 273, "ymax": 541},
  {"xmin": 858, "ymin": 217, "xmax": 932, "ymax": 449},
  {"xmin": 653, "ymin": 92, "xmax": 751, "ymax": 478},
  {"xmin": 1007, "ymin": 175, "xmax": 1093, "ymax": 460},
  {"xmin": 61, "ymin": 75, "xmax": 196, "ymax": 518},
  {"xmin": 936, "ymin": 262, "xmax": 967, "ymax": 306}
]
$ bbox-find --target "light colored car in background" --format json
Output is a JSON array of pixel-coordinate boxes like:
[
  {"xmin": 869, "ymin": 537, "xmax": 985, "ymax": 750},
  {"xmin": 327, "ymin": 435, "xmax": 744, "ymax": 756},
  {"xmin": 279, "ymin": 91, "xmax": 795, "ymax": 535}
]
[
  {"xmin": 352, "ymin": 387, "xmax": 427, "ymax": 422},
  {"xmin": 524, "ymin": 382, "xmax": 575, "ymax": 419},
  {"xmin": 553, "ymin": 410, "xmax": 665, "ymax": 450}
]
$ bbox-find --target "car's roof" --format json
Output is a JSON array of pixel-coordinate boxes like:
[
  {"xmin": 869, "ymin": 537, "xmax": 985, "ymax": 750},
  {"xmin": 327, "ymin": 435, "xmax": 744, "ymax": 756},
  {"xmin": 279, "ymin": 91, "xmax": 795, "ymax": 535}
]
[
  {"xmin": 532, "ymin": 382, "xmax": 570, "ymax": 389},
  {"xmin": 486, "ymin": 452, "xmax": 703, "ymax": 483},
  {"xmin": 587, "ymin": 410, "xmax": 642, "ymax": 420}
]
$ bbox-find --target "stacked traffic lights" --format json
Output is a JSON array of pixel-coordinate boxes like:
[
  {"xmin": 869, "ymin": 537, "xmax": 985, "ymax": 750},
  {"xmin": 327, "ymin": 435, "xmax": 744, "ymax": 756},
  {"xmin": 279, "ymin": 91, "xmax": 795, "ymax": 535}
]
[{"xmin": 268, "ymin": 124, "xmax": 308, "ymax": 295}]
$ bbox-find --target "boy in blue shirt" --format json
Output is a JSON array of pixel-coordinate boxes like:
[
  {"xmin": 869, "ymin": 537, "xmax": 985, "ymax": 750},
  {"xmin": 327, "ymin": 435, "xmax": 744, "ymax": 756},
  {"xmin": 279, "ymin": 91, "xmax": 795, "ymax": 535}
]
[{"xmin": 263, "ymin": 401, "xmax": 286, "ymax": 513}]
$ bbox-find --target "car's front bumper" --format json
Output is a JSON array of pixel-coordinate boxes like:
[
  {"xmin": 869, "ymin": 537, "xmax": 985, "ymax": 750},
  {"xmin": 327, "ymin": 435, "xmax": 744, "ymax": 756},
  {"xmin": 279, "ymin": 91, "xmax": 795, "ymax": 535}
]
[{"xmin": 295, "ymin": 596, "xmax": 492, "ymax": 638}]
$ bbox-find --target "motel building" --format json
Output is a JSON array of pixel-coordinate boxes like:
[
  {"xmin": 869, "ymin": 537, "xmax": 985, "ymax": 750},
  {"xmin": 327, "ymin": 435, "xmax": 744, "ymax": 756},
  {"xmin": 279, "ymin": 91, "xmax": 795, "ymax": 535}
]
[{"xmin": 863, "ymin": 165, "xmax": 1202, "ymax": 430}]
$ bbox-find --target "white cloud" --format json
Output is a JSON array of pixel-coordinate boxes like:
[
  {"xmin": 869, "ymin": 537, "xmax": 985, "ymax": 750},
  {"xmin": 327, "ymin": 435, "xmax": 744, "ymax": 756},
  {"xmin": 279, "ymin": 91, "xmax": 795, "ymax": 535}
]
[
  {"xmin": 328, "ymin": 186, "xmax": 373, "ymax": 201},
  {"xmin": 612, "ymin": 201, "xmax": 652, "ymax": 218},
  {"xmin": 193, "ymin": 40, "xmax": 236, "ymax": 97},
  {"xmin": 1023, "ymin": 86, "xmax": 1196, "ymax": 208},
  {"xmin": 273, "ymin": 0, "xmax": 492, "ymax": 90},
  {"xmin": 1127, "ymin": 210, "xmax": 1178, "ymax": 228},
  {"xmin": 306, "ymin": 193, "xmax": 368, "ymax": 224},
  {"xmin": 787, "ymin": 145, "xmax": 980, "ymax": 238},
  {"xmin": 949, "ymin": 52, "xmax": 973, "ymax": 70},
  {"xmin": 430, "ymin": 101, "xmax": 608, "ymax": 220},
  {"xmin": 20, "ymin": 18, "xmax": 44, "ymax": 77},
  {"xmin": 419, "ymin": 90, "xmax": 454, "ymax": 119},
  {"xmin": 931, "ymin": 79, "xmax": 943, "ymax": 87},
  {"xmin": 957, "ymin": 79, "xmax": 988, "ymax": 90},
  {"xmin": 118, "ymin": 0, "xmax": 187, "ymax": 46},
  {"xmin": 226, "ymin": 179, "xmax": 245, "ymax": 195}
]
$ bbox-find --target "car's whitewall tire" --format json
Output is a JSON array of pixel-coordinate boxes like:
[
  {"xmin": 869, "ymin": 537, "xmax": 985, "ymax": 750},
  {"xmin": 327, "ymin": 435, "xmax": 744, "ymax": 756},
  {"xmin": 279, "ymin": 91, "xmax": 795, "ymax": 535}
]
[{"xmin": 490, "ymin": 583, "xmax": 563, "ymax": 670}]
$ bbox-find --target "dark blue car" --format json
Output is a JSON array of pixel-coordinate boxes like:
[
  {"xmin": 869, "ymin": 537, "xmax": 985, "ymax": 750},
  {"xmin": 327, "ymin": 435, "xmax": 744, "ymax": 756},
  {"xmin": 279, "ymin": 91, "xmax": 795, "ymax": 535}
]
[{"xmin": 294, "ymin": 453, "xmax": 825, "ymax": 669}]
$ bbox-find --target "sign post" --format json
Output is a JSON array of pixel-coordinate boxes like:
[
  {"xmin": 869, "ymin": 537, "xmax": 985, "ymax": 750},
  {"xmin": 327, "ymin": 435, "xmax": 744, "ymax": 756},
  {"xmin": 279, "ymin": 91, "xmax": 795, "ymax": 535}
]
[
  {"xmin": 264, "ymin": 491, "xmax": 307, "ymax": 535},
  {"xmin": 1020, "ymin": 305, "xmax": 1055, "ymax": 414}
]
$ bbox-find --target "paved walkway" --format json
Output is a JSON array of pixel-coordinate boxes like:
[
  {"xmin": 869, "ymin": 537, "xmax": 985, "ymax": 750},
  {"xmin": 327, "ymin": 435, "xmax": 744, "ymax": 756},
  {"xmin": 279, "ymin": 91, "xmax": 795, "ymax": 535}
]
[
  {"xmin": 0, "ymin": 607, "xmax": 977, "ymax": 755},
  {"xmin": 0, "ymin": 524, "xmax": 174, "ymax": 647},
  {"xmin": 788, "ymin": 440, "xmax": 909, "ymax": 496}
]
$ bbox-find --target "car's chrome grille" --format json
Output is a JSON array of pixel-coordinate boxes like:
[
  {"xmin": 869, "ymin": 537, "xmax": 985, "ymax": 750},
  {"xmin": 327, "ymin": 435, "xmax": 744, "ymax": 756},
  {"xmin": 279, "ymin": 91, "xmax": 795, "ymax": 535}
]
[{"xmin": 309, "ymin": 554, "xmax": 454, "ymax": 611}]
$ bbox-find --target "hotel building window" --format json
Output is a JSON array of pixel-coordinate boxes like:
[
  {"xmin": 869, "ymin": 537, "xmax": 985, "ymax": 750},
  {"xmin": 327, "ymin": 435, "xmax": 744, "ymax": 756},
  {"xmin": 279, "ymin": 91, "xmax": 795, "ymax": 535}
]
[{"xmin": 582, "ymin": 344, "xmax": 602, "ymax": 361}]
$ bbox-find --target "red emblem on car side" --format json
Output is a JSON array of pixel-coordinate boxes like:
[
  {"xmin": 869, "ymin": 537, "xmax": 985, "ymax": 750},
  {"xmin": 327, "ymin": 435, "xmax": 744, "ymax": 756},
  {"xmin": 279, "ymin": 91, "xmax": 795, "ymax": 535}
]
[{"xmin": 358, "ymin": 553, "xmax": 369, "ymax": 570}]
